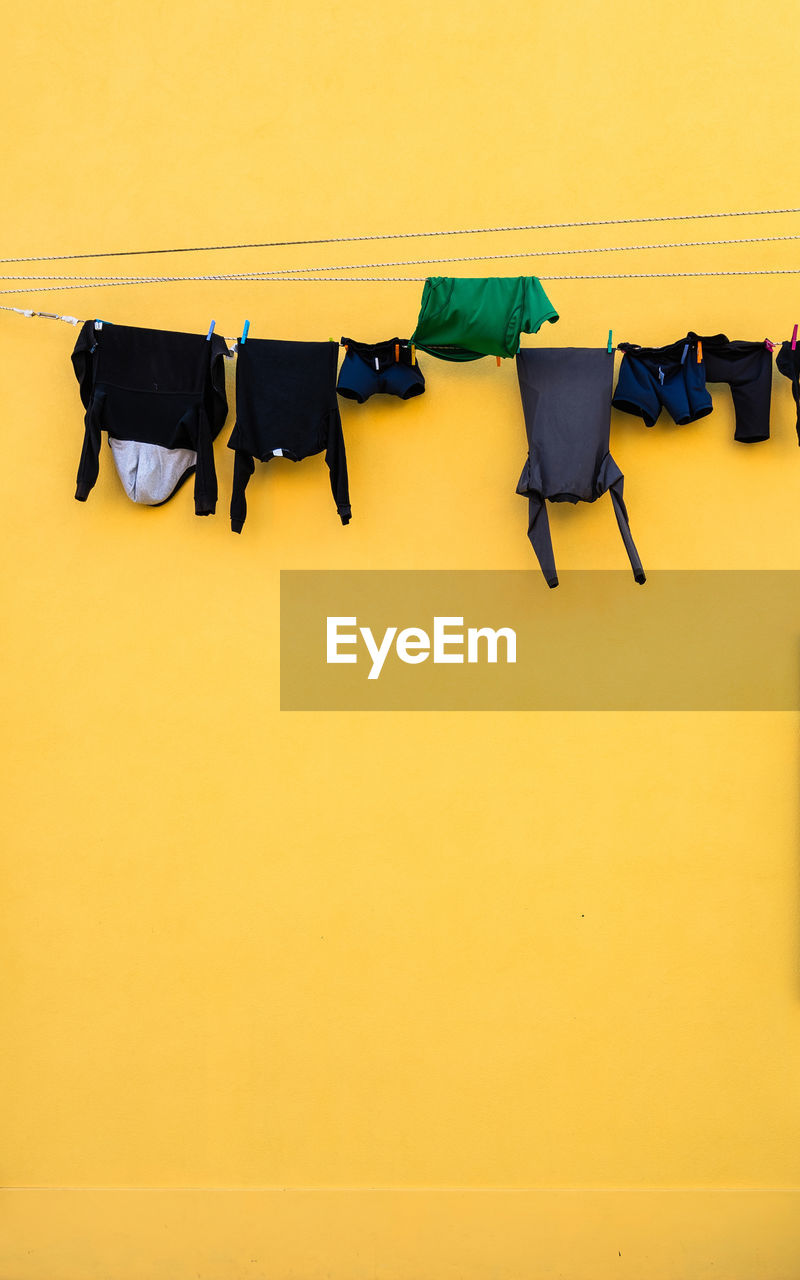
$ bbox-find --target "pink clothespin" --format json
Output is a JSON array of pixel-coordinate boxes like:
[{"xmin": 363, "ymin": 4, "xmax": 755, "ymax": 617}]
[{"xmin": 792, "ymin": 324, "xmax": 797, "ymax": 351}]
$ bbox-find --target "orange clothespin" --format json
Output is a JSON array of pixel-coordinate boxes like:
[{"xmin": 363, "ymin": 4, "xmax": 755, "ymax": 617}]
[
  {"xmin": 395, "ymin": 343, "xmax": 400, "ymax": 362},
  {"xmin": 697, "ymin": 339, "xmax": 703, "ymax": 363},
  {"xmin": 496, "ymin": 355, "xmax": 502, "ymax": 367}
]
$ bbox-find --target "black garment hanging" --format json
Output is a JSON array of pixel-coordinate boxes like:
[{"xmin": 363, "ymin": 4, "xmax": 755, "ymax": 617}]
[
  {"xmin": 516, "ymin": 347, "xmax": 646, "ymax": 587},
  {"xmin": 686, "ymin": 332, "xmax": 773, "ymax": 443},
  {"xmin": 613, "ymin": 331, "xmax": 773, "ymax": 441},
  {"xmin": 227, "ymin": 338, "xmax": 351, "ymax": 533},
  {"xmin": 71, "ymin": 321, "xmax": 229, "ymax": 513},
  {"xmin": 775, "ymin": 341, "xmax": 800, "ymax": 444}
]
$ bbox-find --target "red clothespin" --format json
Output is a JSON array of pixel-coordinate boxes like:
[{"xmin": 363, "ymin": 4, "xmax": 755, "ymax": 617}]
[
  {"xmin": 496, "ymin": 355, "xmax": 502, "ymax": 367},
  {"xmin": 792, "ymin": 324, "xmax": 798, "ymax": 351},
  {"xmin": 395, "ymin": 343, "xmax": 400, "ymax": 362}
]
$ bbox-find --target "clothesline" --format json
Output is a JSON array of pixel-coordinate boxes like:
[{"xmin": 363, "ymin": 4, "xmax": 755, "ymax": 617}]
[
  {"xmin": 3, "ymin": 266, "xmax": 800, "ymax": 312},
  {"xmin": 62, "ymin": 281, "xmax": 800, "ymax": 587},
  {"xmin": 2, "ymin": 204, "xmax": 799, "ymax": 264},
  {"xmin": 3, "ymin": 230, "xmax": 800, "ymax": 284}
]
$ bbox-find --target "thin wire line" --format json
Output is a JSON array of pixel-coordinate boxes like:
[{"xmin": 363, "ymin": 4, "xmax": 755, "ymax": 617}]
[
  {"xmin": 2, "ymin": 205, "xmax": 800, "ymax": 264},
  {"xmin": 4, "ymin": 265, "xmax": 800, "ymax": 306},
  {"xmin": 4, "ymin": 230, "xmax": 800, "ymax": 282}
]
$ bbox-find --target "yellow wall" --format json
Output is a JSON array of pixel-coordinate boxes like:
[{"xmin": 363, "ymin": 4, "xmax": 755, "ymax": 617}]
[{"xmin": 2, "ymin": 2, "xmax": 800, "ymax": 1276}]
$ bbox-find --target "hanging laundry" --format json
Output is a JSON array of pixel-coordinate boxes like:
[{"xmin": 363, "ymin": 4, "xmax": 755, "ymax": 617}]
[
  {"xmin": 71, "ymin": 321, "xmax": 229, "ymax": 513},
  {"xmin": 775, "ymin": 341, "xmax": 800, "ymax": 445},
  {"xmin": 516, "ymin": 348, "xmax": 646, "ymax": 588},
  {"xmin": 410, "ymin": 276, "xmax": 559, "ymax": 361},
  {"xmin": 336, "ymin": 337, "xmax": 425, "ymax": 402},
  {"xmin": 611, "ymin": 336, "xmax": 712, "ymax": 427},
  {"xmin": 688, "ymin": 333, "xmax": 772, "ymax": 442},
  {"xmin": 228, "ymin": 338, "xmax": 350, "ymax": 533},
  {"xmin": 612, "ymin": 333, "xmax": 773, "ymax": 441}
]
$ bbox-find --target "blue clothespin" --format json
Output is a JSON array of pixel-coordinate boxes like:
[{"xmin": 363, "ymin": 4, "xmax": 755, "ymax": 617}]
[
  {"xmin": 206, "ymin": 320, "xmax": 216, "ymax": 341},
  {"xmin": 240, "ymin": 319, "xmax": 250, "ymax": 345},
  {"xmin": 607, "ymin": 329, "xmax": 613, "ymax": 354}
]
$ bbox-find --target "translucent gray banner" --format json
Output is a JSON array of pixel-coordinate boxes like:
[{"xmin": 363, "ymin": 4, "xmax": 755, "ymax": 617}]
[{"xmin": 280, "ymin": 571, "xmax": 800, "ymax": 711}]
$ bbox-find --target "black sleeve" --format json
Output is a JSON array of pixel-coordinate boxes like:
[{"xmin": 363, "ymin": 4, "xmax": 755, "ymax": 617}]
[
  {"xmin": 207, "ymin": 334, "xmax": 230, "ymax": 435},
  {"xmin": 230, "ymin": 449, "xmax": 255, "ymax": 533},
  {"xmin": 75, "ymin": 388, "xmax": 105, "ymax": 502},
  {"xmin": 70, "ymin": 320, "xmax": 96, "ymax": 410},
  {"xmin": 193, "ymin": 404, "xmax": 218, "ymax": 516},
  {"xmin": 72, "ymin": 321, "xmax": 104, "ymax": 501},
  {"xmin": 324, "ymin": 405, "xmax": 351, "ymax": 524}
]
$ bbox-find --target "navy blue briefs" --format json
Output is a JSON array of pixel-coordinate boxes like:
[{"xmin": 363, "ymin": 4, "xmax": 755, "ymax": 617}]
[
  {"xmin": 612, "ymin": 337, "xmax": 713, "ymax": 428},
  {"xmin": 336, "ymin": 337, "xmax": 425, "ymax": 403}
]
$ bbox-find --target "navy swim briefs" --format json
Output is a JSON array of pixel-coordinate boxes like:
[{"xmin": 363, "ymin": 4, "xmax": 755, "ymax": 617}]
[
  {"xmin": 337, "ymin": 337, "xmax": 425, "ymax": 403},
  {"xmin": 612, "ymin": 337, "xmax": 713, "ymax": 427}
]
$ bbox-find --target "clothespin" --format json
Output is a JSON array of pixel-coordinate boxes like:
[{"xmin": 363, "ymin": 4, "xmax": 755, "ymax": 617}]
[
  {"xmin": 395, "ymin": 343, "xmax": 400, "ymax": 362},
  {"xmin": 607, "ymin": 329, "xmax": 613, "ymax": 354},
  {"xmin": 206, "ymin": 320, "xmax": 216, "ymax": 340},
  {"xmin": 240, "ymin": 319, "xmax": 250, "ymax": 345},
  {"xmin": 764, "ymin": 338, "xmax": 775, "ymax": 352},
  {"xmin": 696, "ymin": 339, "xmax": 703, "ymax": 363},
  {"xmin": 792, "ymin": 324, "xmax": 798, "ymax": 351},
  {"xmin": 374, "ymin": 356, "xmax": 380, "ymax": 371},
  {"xmin": 94, "ymin": 319, "xmax": 103, "ymax": 330},
  {"xmin": 496, "ymin": 356, "xmax": 502, "ymax": 367},
  {"xmin": 410, "ymin": 344, "xmax": 415, "ymax": 364},
  {"xmin": 681, "ymin": 343, "xmax": 689, "ymax": 364}
]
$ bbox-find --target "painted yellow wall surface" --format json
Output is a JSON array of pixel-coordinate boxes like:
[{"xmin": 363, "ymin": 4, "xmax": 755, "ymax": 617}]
[{"xmin": 2, "ymin": 2, "xmax": 800, "ymax": 1276}]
